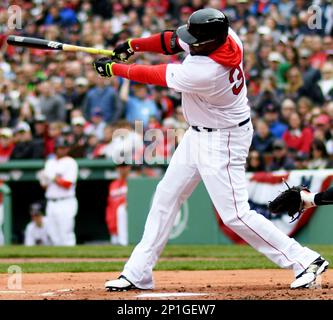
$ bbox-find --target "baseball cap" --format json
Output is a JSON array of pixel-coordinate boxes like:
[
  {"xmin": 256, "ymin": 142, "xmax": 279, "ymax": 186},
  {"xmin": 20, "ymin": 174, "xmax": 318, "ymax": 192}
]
[
  {"xmin": 264, "ymin": 103, "xmax": 278, "ymax": 113},
  {"xmin": 315, "ymin": 114, "xmax": 330, "ymax": 125},
  {"xmin": 273, "ymin": 139, "xmax": 286, "ymax": 150},
  {"xmin": 71, "ymin": 116, "xmax": 86, "ymax": 126},
  {"xmin": 15, "ymin": 121, "xmax": 31, "ymax": 133},
  {"xmin": 92, "ymin": 108, "xmax": 103, "ymax": 117},
  {"xmin": 75, "ymin": 77, "xmax": 89, "ymax": 87},
  {"xmin": 30, "ymin": 202, "xmax": 43, "ymax": 216},
  {"xmin": 299, "ymin": 48, "xmax": 311, "ymax": 58},
  {"xmin": 113, "ymin": 3, "xmax": 123, "ymax": 11},
  {"xmin": 268, "ymin": 52, "xmax": 283, "ymax": 63},
  {"xmin": 258, "ymin": 26, "xmax": 271, "ymax": 36},
  {"xmin": 61, "ymin": 125, "xmax": 72, "ymax": 135},
  {"xmin": 180, "ymin": 6, "xmax": 192, "ymax": 14},
  {"xmin": 34, "ymin": 114, "xmax": 46, "ymax": 123},
  {"xmin": 0, "ymin": 128, "xmax": 13, "ymax": 138}
]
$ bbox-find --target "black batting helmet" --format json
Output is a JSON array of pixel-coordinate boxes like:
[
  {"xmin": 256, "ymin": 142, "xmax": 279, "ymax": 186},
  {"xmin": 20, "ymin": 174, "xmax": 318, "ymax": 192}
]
[{"xmin": 177, "ymin": 8, "xmax": 229, "ymax": 46}]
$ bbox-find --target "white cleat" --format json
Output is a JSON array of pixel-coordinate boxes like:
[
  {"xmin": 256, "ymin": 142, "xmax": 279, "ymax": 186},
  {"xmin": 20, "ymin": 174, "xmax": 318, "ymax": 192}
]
[
  {"xmin": 105, "ymin": 275, "xmax": 137, "ymax": 292},
  {"xmin": 290, "ymin": 257, "xmax": 329, "ymax": 289}
]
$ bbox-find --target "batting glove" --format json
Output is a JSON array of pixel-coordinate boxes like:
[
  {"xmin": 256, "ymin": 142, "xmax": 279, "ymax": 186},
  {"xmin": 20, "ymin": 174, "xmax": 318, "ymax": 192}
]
[
  {"xmin": 113, "ymin": 39, "xmax": 134, "ymax": 62},
  {"xmin": 92, "ymin": 57, "xmax": 115, "ymax": 77}
]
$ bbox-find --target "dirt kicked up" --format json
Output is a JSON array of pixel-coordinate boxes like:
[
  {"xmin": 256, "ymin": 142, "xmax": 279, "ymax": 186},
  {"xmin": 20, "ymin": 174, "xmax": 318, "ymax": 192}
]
[{"xmin": 0, "ymin": 269, "xmax": 332, "ymax": 300}]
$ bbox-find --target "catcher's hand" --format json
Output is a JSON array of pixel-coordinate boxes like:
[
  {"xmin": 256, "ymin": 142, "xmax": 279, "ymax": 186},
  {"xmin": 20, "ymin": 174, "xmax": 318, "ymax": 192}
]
[{"xmin": 268, "ymin": 180, "xmax": 309, "ymax": 223}]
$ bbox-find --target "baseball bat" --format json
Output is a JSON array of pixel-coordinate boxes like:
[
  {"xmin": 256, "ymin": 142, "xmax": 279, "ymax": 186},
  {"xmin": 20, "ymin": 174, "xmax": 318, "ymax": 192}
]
[{"xmin": 6, "ymin": 35, "xmax": 115, "ymax": 56}]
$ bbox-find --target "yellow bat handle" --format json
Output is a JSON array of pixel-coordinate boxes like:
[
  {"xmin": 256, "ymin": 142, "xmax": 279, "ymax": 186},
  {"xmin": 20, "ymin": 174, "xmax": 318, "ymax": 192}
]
[{"xmin": 63, "ymin": 44, "xmax": 115, "ymax": 56}]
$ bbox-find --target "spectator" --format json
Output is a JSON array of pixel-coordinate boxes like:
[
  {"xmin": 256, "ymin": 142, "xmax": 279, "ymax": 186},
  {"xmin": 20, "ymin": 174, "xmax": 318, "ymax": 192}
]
[
  {"xmin": 70, "ymin": 116, "xmax": 88, "ymax": 158},
  {"xmin": 121, "ymin": 80, "xmax": 160, "ymax": 128},
  {"xmin": 308, "ymin": 139, "xmax": 333, "ymax": 169},
  {"xmin": 37, "ymin": 81, "xmax": 67, "ymax": 122},
  {"xmin": 318, "ymin": 62, "xmax": 333, "ymax": 101},
  {"xmin": 267, "ymin": 139, "xmax": 295, "ymax": 171},
  {"xmin": 280, "ymin": 99, "xmax": 296, "ymax": 125},
  {"xmin": 84, "ymin": 108, "xmax": 106, "ymax": 141},
  {"xmin": 31, "ymin": 115, "xmax": 48, "ymax": 159},
  {"xmin": 10, "ymin": 122, "xmax": 34, "ymax": 160},
  {"xmin": 0, "ymin": 128, "xmax": 14, "ymax": 162},
  {"xmin": 251, "ymin": 119, "xmax": 275, "ymax": 154},
  {"xmin": 294, "ymin": 152, "xmax": 309, "ymax": 170},
  {"xmin": 282, "ymin": 112, "xmax": 313, "ymax": 155},
  {"xmin": 298, "ymin": 48, "xmax": 321, "ymax": 89},
  {"xmin": 246, "ymin": 150, "xmax": 266, "ymax": 172},
  {"xmin": 45, "ymin": 121, "xmax": 66, "ymax": 156},
  {"xmin": 262, "ymin": 104, "xmax": 288, "ymax": 139},
  {"xmin": 73, "ymin": 77, "xmax": 89, "ymax": 110},
  {"xmin": 296, "ymin": 97, "xmax": 314, "ymax": 126},
  {"xmin": 84, "ymin": 77, "xmax": 122, "ymax": 123},
  {"xmin": 284, "ymin": 66, "xmax": 324, "ymax": 104}
]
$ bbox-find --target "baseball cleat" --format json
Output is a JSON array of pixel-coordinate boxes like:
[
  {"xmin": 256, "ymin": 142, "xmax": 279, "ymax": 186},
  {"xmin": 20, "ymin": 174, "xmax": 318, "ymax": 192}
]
[
  {"xmin": 290, "ymin": 256, "xmax": 329, "ymax": 289},
  {"xmin": 105, "ymin": 275, "xmax": 137, "ymax": 292}
]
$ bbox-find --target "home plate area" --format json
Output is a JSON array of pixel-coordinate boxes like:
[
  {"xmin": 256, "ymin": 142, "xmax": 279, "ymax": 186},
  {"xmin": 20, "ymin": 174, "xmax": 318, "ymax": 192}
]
[{"xmin": 0, "ymin": 270, "xmax": 333, "ymax": 300}]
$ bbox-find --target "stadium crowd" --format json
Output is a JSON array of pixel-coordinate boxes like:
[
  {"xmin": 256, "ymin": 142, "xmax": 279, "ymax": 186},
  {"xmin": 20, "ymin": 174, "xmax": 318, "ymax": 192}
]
[{"xmin": 0, "ymin": 0, "xmax": 333, "ymax": 171}]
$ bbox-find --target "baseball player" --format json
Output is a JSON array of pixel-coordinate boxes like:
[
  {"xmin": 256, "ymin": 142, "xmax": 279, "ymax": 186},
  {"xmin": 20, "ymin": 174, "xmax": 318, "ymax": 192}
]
[
  {"xmin": 93, "ymin": 8, "xmax": 328, "ymax": 290},
  {"xmin": 24, "ymin": 202, "xmax": 52, "ymax": 246},
  {"xmin": 105, "ymin": 163, "xmax": 131, "ymax": 246},
  {"xmin": 38, "ymin": 137, "xmax": 78, "ymax": 246}
]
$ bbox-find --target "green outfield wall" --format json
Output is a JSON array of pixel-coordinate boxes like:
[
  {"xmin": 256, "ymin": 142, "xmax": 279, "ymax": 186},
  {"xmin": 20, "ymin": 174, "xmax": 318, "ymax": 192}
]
[{"xmin": 0, "ymin": 160, "xmax": 333, "ymax": 244}]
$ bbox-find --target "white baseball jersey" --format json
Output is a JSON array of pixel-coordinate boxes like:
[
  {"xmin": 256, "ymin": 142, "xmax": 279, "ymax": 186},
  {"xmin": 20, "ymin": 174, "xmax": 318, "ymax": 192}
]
[
  {"xmin": 166, "ymin": 28, "xmax": 250, "ymax": 129},
  {"xmin": 44, "ymin": 156, "xmax": 78, "ymax": 199},
  {"xmin": 24, "ymin": 217, "xmax": 52, "ymax": 246}
]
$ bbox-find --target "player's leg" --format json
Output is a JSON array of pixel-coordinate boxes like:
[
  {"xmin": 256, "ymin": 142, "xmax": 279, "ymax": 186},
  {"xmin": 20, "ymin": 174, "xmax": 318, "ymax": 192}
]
[
  {"xmin": 56, "ymin": 198, "xmax": 78, "ymax": 246},
  {"xmin": 198, "ymin": 124, "xmax": 321, "ymax": 278},
  {"xmin": 45, "ymin": 201, "xmax": 61, "ymax": 245},
  {"xmin": 107, "ymin": 129, "xmax": 201, "ymax": 290}
]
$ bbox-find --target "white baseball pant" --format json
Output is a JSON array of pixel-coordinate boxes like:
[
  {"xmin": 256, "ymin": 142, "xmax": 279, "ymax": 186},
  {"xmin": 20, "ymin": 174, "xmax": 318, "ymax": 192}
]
[
  {"xmin": 121, "ymin": 122, "xmax": 319, "ymax": 289},
  {"xmin": 46, "ymin": 197, "xmax": 78, "ymax": 246}
]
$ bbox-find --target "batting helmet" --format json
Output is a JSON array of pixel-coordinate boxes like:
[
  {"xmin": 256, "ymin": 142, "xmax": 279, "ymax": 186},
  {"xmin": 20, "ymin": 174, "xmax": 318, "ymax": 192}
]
[{"xmin": 176, "ymin": 8, "xmax": 229, "ymax": 46}]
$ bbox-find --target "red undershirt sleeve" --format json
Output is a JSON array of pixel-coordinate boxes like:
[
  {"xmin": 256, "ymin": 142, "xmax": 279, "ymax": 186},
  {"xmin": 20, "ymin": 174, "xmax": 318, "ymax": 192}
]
[
  {"xmin": 55, "ymin": 176, "xmax": 72, "ymax": 189},
  {"xmin": 112, "ymin": 63, "xmax": 168, "ymax": 87},
  {"xmin": 130, "ymin": 32, "xmax": 182, "ymax": 54}
]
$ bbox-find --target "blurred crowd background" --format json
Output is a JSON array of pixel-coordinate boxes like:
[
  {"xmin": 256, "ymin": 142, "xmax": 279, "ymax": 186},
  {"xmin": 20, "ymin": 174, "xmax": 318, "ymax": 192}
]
[{"xmin": 0, "ymin": 0, "xmax": 333, "ymax": 172}]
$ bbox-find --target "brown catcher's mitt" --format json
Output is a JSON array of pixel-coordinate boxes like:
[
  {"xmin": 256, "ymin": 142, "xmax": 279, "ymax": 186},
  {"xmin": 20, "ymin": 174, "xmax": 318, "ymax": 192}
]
[{"xmin": 268, "ymin": 181, "xmax": 309, "ymax": 222}]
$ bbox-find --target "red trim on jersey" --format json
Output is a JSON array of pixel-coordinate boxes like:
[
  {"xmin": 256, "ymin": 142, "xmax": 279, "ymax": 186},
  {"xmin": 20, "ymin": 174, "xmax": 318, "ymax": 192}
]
[
  {"xmin": 112, "ymin": 63, "xmax": 168, "ymax": 87},
  {"xmin": 130, "ymin": 32, "xmax": 174, "ymax": 54},
  {"xmin": 55, "ymin": 176, "xmax": 72, "ymax": 189},
  {"xmin": 209, "ymin": 35, "xmax": 242, "ymax": 68}
]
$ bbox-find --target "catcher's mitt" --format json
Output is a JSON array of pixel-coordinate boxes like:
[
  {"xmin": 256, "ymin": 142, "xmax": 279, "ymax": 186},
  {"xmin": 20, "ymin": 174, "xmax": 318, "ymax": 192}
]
[{"xmin": 268, "ymin": 180, "xmax": 309, "ymax": 223}]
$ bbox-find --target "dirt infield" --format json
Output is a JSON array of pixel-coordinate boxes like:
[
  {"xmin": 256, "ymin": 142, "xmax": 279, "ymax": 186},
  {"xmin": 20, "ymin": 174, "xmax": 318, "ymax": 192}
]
[{"xmin": 0, "ymin": 269, "xmax": 332, "ymax": 300}]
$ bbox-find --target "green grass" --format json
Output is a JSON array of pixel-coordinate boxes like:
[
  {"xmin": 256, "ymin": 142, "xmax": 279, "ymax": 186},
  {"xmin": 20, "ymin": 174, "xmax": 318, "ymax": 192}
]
[{"xmin": 0, "ymin": 245, "xmax": 332, "ymax": 273}]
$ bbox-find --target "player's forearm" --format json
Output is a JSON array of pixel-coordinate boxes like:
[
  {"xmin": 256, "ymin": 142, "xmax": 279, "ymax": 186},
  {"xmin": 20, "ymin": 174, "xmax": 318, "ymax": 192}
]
[
  {"xmin": 130, "ymin": 32, "xmax": 182, "ymax": 55},
  {"xmin": 112, "ymin": 63, "xmax": 168, "ymax": 87},
  {"xmin": 55, "ymin": 176, "xmax": 72, "ymax": 189},
  {"xmin": 314, "ymin": 187, "xmax": 333, "ymax": 206}
]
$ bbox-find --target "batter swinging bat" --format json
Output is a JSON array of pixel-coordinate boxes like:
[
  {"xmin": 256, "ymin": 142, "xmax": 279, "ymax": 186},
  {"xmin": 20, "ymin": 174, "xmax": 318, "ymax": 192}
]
[{"xmin": 6, "ymin": 35, "xmax": 115, "ymax": 56}]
